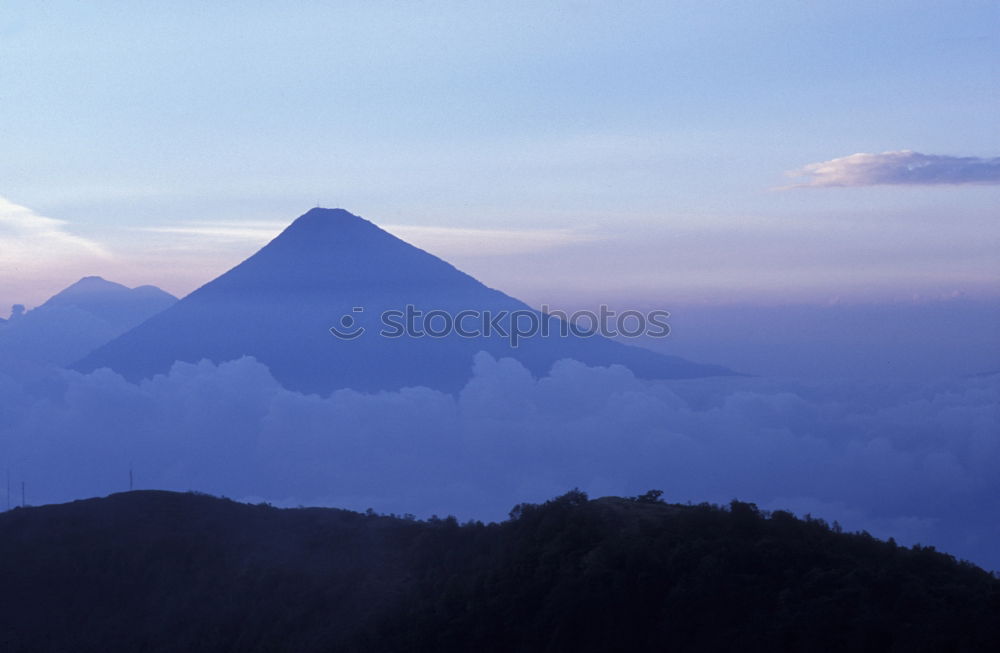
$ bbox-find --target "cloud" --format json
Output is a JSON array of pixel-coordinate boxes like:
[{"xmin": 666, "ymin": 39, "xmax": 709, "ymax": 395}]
[
  {"xmin": 136, "ymin": 221, "xmax": 600, "ymax": 258},
  {"xmin": 383, "ymin": 225, "xmax": 602, "ymax": 257},
  {"xmin": 0, "ymin": 197, "xmax": 108, "ymax": 265},
  {"xmin": 783, "ymin": 150, "xmax": 1000, "ymax": 188},
  {"xmin": 0, "ymin": 197, "xmax": 110, "ymax": 309},
  {"xmin": 1, "ymin": 354, "xmax": 997, "ymax": 570},
  {"xmin": 136, "ymin": 221, "xmax": 288, "ymax": 243}
]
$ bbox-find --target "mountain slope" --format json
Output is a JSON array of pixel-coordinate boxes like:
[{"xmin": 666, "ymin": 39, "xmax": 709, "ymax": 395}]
[
  {"xmin": 0, "ymin": 490, "xmax": 997, "ymax": 653},
  {"xmin": 75, "ymin": 208, "xmax": 732, "ymax": 393}
]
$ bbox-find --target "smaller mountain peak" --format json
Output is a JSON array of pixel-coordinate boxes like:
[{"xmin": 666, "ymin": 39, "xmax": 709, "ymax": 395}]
[
  {"xmin": 303, "ymin": 206, "xmax": 356, "ymax": 217},
  {"xmin": 42, "ymin": 277, "xmax": 156, "ymax": 310},
  {"xmin": 75, "ymin": 275, "xmax": 113, "ymax": 286},
  {"xmin": 58, "ymin": 276, "xmax": 127, "ymax": 294}
]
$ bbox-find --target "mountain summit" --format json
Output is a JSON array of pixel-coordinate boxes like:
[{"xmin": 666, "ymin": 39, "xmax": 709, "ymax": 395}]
[{"xmin": 75, "ymin": 208, "xmax": 732, "ymax": 393}]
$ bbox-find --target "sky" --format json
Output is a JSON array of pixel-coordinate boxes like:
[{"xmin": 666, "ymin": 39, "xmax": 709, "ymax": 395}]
[{"xmin": 1, "ymin": 0, "xmax": 998, "ymax": 309}]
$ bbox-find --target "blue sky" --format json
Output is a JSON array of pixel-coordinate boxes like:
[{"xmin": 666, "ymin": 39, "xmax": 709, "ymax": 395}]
[{"xmin": 1, "ymin": 1, "xmax": 997, "ymax": 308}]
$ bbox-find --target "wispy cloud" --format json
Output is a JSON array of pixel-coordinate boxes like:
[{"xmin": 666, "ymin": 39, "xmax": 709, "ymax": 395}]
[
  {"xmin": 135, "ymin": 221, "xmax": 600, "ymax": 258},
  {"xmin": 137, "ymin": 221, "xmax": 289, "ymax": 242},
  {"xmin": 383, "ymin": 225, "xmax": 601, "ymax": 257},
  {"xmin": 0, "ymin": 196, "xmax": 111, "ymax": 308},
  {"xmin": 783, "ymin": 150, "xmax": 1000, "ymax": 188},
  {"xmin": 0, "ymin": 197, "xmax": 108, "ymax": 263}
]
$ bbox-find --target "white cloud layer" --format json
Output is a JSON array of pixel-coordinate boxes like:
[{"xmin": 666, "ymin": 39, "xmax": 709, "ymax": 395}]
[
  {"xmin": 785, "ymin": 150, "xmax": 1000, "ymax": 188},
  {"xmin": 1, "ymin": 354, "xmax": 997, "ymax": 571}
]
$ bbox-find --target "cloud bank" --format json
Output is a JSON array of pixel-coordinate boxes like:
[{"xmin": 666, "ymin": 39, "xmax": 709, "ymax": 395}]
[
  {"xmin": 1, "ymin": 354, "xmax": 997, "ymax": 570},
  {"xmin": 785, "ymin": 150, "xmax": 1000, "ymax": 188}
]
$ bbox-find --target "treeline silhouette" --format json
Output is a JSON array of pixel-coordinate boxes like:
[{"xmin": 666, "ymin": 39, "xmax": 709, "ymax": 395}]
[{"xmin": 0, "ymin": 489, "xmax": 997, "ymax": 652}]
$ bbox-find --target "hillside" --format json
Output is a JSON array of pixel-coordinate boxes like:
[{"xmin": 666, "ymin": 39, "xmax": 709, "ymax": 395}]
[{"xmin": 1, "ymin": 490, "xmax": 997, "ymax": 652}]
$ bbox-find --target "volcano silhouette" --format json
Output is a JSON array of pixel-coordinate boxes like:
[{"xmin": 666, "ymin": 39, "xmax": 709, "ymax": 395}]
[{"xmin": 75, "ymin": 209, "xmax": 733, "ymax": 393}]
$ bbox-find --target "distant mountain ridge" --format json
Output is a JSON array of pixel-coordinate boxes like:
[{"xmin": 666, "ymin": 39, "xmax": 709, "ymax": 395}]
[
  {"xmin": 75, "ymin": 208, "xmax": 733, "ymax": 393},
  {"xmin": 39, "ymin": 276, "xmax": 176, "ymax": 326},
  {"xmin": 0, "ymin": 277, "xmax": 177, "ymax": 376}
]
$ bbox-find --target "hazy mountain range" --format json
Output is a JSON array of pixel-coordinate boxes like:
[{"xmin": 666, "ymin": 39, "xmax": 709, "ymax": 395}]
[{"xmin": 0, "ymin": 276, "xmax": 176, "ymax": 378}]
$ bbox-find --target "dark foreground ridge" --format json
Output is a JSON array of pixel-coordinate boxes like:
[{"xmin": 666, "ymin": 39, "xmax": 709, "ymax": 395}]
[{"xmin": 1, "ymin": 490, "xmax": 997, "ymax": 653}]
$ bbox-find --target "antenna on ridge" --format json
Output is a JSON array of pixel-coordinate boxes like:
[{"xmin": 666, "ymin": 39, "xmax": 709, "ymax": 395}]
[{"xmin": 129, "ymin": 463, "xmax": 134, "ymax": 492}]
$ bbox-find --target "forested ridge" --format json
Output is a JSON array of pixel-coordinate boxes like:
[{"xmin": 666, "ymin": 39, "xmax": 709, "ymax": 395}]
[{"xmin": 1, "ymin": 489, "xmax": 997, "ymax": 652}]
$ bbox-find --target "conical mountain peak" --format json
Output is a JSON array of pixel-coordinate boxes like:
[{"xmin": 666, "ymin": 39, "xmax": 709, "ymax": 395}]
[
  {"xmin": 294, "ymin": 206, "xmax": 366, "ymax": 223},
  {"xmin": 75, "ymin": 207, "xmax": 732, "ymax": 394},
  {"xmin": 200, "ymin": 208, "xmax": 474, "ymax": 296},
  {"xmin": 272, "ymin": 208, "xmax": 387, "ymax": 247},
  {"xmin": 286, "ymin": 207, "xmax": 372, "ymax": 231},
  {"xmin": 243, "ymin": 208, "xmax": 424, "ymax": 267}
]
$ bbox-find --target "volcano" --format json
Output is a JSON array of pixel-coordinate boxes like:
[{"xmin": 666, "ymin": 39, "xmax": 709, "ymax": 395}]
[{"xmin": 75, "ymin": 208, "xmax": 732, "ymax": 393}]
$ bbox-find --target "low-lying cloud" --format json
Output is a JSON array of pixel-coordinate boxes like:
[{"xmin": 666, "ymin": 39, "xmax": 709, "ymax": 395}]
[
  {"xmin": 1, "ymin": 354, "xmax": 997, "ymax": 570},
  {"xmin": 784, "ymin": 150, "xmax": 1000, "ymax": 188}
]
